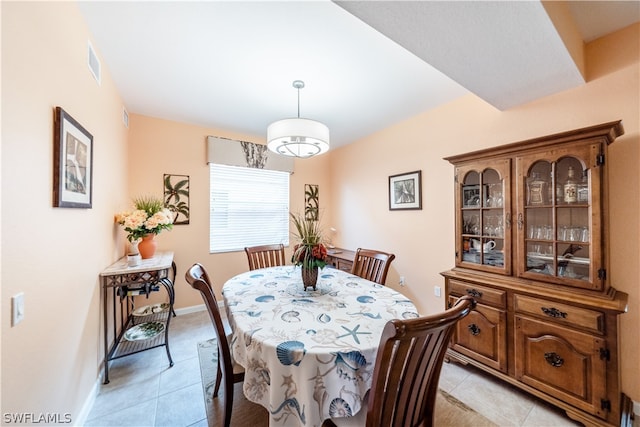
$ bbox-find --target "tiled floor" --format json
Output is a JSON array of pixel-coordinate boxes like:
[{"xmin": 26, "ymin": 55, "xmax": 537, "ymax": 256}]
[{"xmin": 84, "ymin": 310, "xmax": 594, "ymax": 426}]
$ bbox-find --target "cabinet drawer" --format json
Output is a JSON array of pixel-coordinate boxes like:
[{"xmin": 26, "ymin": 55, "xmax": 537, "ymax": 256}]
[
  {"xmin": 515, "ymin": 316, "xmax": 607, "ymax": 419},
  {"xmin": 514, "ymin": 295, "xmax": 604, "ymax": 334},
  {"xmin": 335, "ymin": 259, "xmax": 352, "ymax": 272},
  {"xmin": 449, "ymin": 280, "xmax": 506, "ymax": 308},
  {"xmin": 327, "ymin": 254, "xmax": 353, "ymax": 273},
  {"xmin": 449, "ymin": 296, "xmax": 508, "ymax": 373}
]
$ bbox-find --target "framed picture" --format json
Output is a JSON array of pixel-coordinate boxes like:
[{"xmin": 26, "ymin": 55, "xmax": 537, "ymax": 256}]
[
  {"xmin": 53, "ymin": 107, "xmax": 93, "ymax": 208},
  {"xmin": 389, "ymin": 170, "xmax": 422, "ymax": 210},
  {"xmin": 304, "ymin": 184, "xmax": 319, "ymax": 221},
  {"xmin": 163, "ymin": 174, "xmax": 190, "ymax": 224},
  {"xmin": 463, "ymin": 185, "xmax": 481, "ymax": 207},
  {"xmin": 462, "ymin": 184, "xmax": 489, "ymax": 207}
]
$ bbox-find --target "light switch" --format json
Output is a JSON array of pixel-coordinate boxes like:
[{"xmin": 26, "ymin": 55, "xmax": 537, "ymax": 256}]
[{"xmin": 12, "ymin": 292, "xmax": 25, "ymax": 326}]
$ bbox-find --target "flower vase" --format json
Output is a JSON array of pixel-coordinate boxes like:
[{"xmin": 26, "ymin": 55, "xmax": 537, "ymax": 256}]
[
  {"xmin": 301, "ymin": 266, "xmax": 319, "ymax": 291},
  {"xmin": 138, "ymin": 234, "xmax": 157, "ymax": 259},
  {"xmin": 129, "ymin": 240, "xmax": 140, "ymax": 255}
]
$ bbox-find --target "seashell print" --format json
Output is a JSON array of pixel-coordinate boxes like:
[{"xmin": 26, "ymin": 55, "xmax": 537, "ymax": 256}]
[
  {"xmin": 345, "ymin": 281, "xmax": 360, "ymax": 288},
  {"xmin": 270, "ymin": 397, "xmax": 306, "ymax": 424},
  {"xmin": 263, "ymin": 281, "xmax": 278, "ymax": 287},
  {"xmin": 329, "ymin": 398, "xmax": 353, "ymax": 417},
  {"xmin": 335, "ymin": 350, "xmax": 368, "ymax": 381},
  {"xmin": 276, "ymin": 340, "xmax": 306, "ymax": 366},
  {"xmin": 306, "ymin": 329, "xmax": 317, "ymax": 335},
  {"xmin": 249, "ymin": 274, "xmax": 264, "ymax": 278},
  {"xmin": 281, "ymin": 310, "xmax": 301, "ymax": 322},
  {"xmin": 255, "ymin": 295, "xmax": 275, "ymax": 303},
  {"xmin": 356, "ymin": 295, "xmax": 375, "ymax": 304},
  {"xmin": 317, "ymin": 313, "xmax": 331, "ymax": 323},
  {"xmin": 402, "ymin": 311, "xmax": 419, "ymax": 319},
  {"xmin": 348, "ymin": 311, "xmax": 381, "ymax": 319},
  {"xmin": 320, "ymin": 273, "xmax": 334, "ymax": 279},
  {"xmin": 292, "ymin": 298, "xmax": 315, "ymax": 304},
  {"xmin": 257, "ymin": 368, "xmax": 271, "ymax": 386}
]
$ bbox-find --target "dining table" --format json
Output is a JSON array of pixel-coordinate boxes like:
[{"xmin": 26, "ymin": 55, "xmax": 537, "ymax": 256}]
[{"xmin": 222, "ymin": 265, "xmax": 418, "ymax": 427}]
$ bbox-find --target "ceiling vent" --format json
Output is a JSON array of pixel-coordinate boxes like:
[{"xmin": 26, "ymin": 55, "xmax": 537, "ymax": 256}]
[{"xmin": 87, "ymin": 41, "xmax": 101, "ymax": 85}]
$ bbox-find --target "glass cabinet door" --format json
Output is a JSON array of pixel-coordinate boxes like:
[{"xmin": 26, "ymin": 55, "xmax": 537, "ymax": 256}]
[
  {"xmin": 456, "ymin": 159, "xmax": 511, "ymax": 274},
  {"xmin": 516, "ymin": 143, "xmax": 603, "ymax": 291}
]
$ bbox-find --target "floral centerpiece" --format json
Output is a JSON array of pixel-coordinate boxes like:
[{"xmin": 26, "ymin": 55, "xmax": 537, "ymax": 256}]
[
  {"xmin": 290, "ymin": 212, "xmax": 328, "ymax": 290},
  {"xmin": 115, "ymin": 196, "xmax": 173, "ymax": 258}
]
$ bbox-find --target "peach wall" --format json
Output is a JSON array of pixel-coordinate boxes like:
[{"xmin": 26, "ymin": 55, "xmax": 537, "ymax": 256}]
[
  {"xmin": 1, "ymin": 1, "xmax": 129, "ymax": 421},
  {"xmin": 329, "ymin": 23, "xmax": 639, "ymax": 402},
  {"xmin": 126, "ymin": 114, "xmax": 332, "ymax": 308}
]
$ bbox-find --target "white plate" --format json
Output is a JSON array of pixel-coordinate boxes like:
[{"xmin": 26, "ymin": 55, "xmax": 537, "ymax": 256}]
[
  {"xmin": 132, "ymin": 303, "xmax": 170, "ymax": 317},
  {"xmin": 124, "ymin": 322, "xmax": 165, "ymax": 341}
]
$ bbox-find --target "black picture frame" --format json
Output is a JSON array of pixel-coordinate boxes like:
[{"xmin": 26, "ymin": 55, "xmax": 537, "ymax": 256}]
[
  {"xmin": 462, "ymin": 184, "xmax": 489, "ymax": 208},
  {"xmin": 163, "ymin": 174, "xmax": 190, "ymax": 224},
  {"xmin": 53, "ymin": 107, "xmax": 93, "ymax": 208},
  {"xmin": 389, "ymin": 170, "xmax": 422, "ymax": 210}
]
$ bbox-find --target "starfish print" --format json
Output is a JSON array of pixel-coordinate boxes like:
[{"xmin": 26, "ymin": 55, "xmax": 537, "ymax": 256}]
[{"xmin": 337, "ymin": 324, "xmax": 371, "ymax": 344}]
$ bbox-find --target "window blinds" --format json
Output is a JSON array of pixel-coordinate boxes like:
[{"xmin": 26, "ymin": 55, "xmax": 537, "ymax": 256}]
[{"xmin": 210, "ymin": 163, "xmax": 290, "ymax": 253}]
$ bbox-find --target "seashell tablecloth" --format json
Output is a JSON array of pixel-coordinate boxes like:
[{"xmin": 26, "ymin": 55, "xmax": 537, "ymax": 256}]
[{"xmin": 222, "ymin": 265, "xmax": 418, "ymax": 427}]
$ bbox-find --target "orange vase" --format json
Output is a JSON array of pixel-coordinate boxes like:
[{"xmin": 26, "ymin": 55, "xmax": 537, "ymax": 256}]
[{"xmin": 138, "ymin": 234, "xmax": 157, "ymax": 259}]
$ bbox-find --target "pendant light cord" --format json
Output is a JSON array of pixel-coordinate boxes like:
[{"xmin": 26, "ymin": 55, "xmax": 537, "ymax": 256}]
[{"xmin": 293, "ymin": 80, "xmax": 304, "ymax": 119}]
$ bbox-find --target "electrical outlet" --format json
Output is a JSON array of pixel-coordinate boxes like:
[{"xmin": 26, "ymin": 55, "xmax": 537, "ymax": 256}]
[
  {"xmin": 434, "ymin": 286, "xmax": 441, "ymax": 297},
  {"xmin": 399, "ymin": 276, "xmax": 405, "ymax": 286},
  {"xmin": 12, "ymin": 292, "xmax": 25, "ymax": 326}
]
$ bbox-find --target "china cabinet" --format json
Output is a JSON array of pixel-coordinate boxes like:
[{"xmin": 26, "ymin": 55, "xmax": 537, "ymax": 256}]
[{"xmin": 441, "ymin": 122, "xmax": 631, "ymax": 427}]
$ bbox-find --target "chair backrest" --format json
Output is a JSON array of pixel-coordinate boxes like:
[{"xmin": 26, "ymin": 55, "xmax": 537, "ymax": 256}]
[
  {"xmin": 350, "ymin": 248, "xmax": 396, "ymax": 285},
  {"xmin": 365, "ymin": 296, "xmax": 475, "ymax": 427},
  {"xmin": 185, "ymin": 263, "xmax": 235, "ymax": 384},
  {"xmin": 245, "ymin": 243, "xmax": 286, "ymax": 270}
]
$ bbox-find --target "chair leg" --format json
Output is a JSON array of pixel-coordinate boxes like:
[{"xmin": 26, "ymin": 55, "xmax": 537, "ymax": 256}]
[
  {"xmin": 224, "ymin": 379, "xmax": 234, "ymax": 427},
  {"xmin": 213, "ymin": 349, "xmax": 222, "ymax": 398}
]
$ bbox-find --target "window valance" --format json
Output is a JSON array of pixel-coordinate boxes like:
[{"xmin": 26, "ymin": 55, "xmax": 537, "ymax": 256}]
[{"xmin": 207, "ymin": 136, "xmax": 294, "ymax": 173}]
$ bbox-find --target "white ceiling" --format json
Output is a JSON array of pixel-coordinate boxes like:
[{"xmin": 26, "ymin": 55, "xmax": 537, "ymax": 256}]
[{"xmin": 78, "ymin": 1, "xmax": 639, "ymax": 150}]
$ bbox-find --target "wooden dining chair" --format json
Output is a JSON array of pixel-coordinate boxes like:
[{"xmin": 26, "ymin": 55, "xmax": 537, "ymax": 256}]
[
  {"xmin": 322, "ymin": 296, "xmax": 476, "ymax": 427},
  {"xmin": 350, "ymin": 248, "xmax": 396, "ymax": 285},
  {"xmin": 244, "ymin": 243, "xmax": 286, "ymax": 271},
  {"xmin": 185, "ymin": 263, "xmax": 245, "ymax": 427}
]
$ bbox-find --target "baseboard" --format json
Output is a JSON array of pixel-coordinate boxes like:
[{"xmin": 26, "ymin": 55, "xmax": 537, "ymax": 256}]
[
  {"xmin": 76, "ymin": 375, "xmax": 101, "ymax": 426},
  {"xmin": 173, "ymin": 303, "xmax": 207, "ymax": 315}
]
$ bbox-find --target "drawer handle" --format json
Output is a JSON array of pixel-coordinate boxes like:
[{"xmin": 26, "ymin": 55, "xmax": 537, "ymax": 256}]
[
  {"xmin": 466, "ymin": 288, "xmax": 483, "ymax": 298},
  {"xmin": 468, "ymin": 324, "xmax": 481, "ymax": 336},
  {"xmin": 541, "ymin": 307, "xmax": 567, "ymax": 319},
  {"xmin": 544, "ymin": 352, "xmax": 564, "ymax": 367},
  {"xmin": 517, "ymin": 213, "xmax": 524, "ymax": 230}
]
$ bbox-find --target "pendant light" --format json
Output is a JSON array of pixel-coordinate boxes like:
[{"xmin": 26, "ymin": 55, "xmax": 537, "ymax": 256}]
[{"xmin": 267, "ymin": 80, "xmax": 330, "ymax": 158}]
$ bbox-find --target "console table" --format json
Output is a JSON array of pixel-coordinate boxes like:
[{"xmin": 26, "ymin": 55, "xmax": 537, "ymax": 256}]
[{"xmin": 100, "ymin": 251, "xmax": 176, "ymax": 384}]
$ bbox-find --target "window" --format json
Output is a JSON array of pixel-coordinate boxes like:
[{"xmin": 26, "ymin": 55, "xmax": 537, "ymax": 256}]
[{"xmin": 210, "ymin": 164, "xmax": 289, "ymax": 253}]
